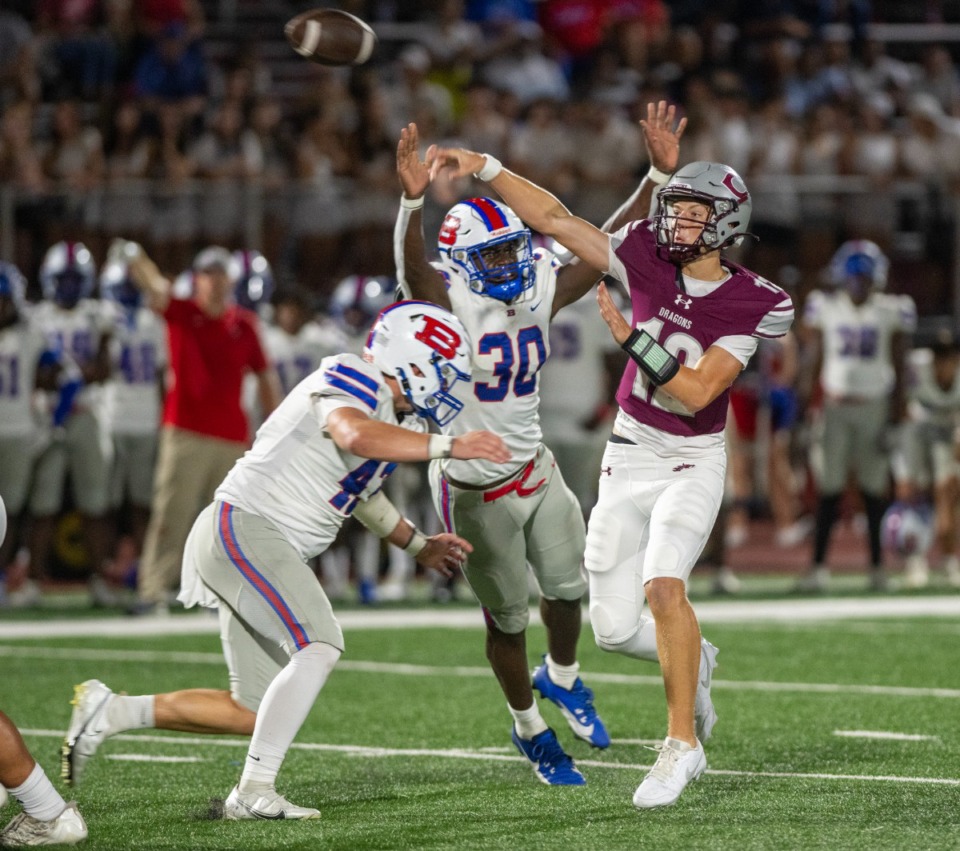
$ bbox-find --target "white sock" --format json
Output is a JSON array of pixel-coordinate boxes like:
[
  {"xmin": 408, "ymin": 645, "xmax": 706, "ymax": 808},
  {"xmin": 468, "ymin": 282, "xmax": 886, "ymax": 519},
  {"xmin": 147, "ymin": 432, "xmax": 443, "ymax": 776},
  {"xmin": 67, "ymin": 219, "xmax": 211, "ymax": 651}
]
[
  {"xmin": 545, "ymin": 654, "xmax": 580, "ymax": 690},
  {"xmin": 239, "ymin": 642, "xmax": 340, "ymax": 791},
  {"xmin": 9, "ymin": 764, "xmax": 66, "ymax": 822},
  {"xmin": 106, "ymin": 695, "xmax": 155, "ymax": 733},
  {"xmin": 508, "ymin": 702, "xmax": 548, "ymax": 740}
]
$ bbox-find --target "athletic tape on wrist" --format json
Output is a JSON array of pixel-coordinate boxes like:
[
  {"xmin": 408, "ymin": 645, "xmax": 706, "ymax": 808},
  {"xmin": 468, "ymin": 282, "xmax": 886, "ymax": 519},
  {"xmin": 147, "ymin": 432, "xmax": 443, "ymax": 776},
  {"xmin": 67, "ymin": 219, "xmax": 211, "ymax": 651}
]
[
  {"xmin": 647, "ymin": 165, "xmax": 672, "ymax": 185},
  {"xmin": 400, "ymin": 195, "xmax": 425, "ymax": 210},
  {"xmin": 428, "ymin": 434, "xmax": 455, "ymax": 459},
  {"xmin": 473, "ymin": 155, "xmax": 503, "ymax": 182}
]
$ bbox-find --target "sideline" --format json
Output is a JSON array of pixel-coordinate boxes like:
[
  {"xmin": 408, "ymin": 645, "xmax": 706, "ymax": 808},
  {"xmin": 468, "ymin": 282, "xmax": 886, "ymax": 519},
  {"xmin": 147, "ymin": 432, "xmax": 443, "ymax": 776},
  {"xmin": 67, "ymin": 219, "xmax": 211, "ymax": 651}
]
[{"xmin": 0, "ymin": 595, "xmax": 958, "ymax": 639}]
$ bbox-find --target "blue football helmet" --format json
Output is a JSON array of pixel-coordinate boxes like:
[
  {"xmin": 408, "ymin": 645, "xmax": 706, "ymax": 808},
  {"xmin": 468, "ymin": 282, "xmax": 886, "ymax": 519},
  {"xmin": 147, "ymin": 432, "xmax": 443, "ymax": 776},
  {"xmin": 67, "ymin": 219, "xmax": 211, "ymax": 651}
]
[
  {"xmin": 438, "ymin": 197, "xmax": 535, "ymax": 303},
  {"xmin": 329, "ymin": 274, "xmax": 395, "ymax": 334},
  {"xmin": 233, "ymin": 250, "xmax": 274, "ymax": 313},
  {"xmin": 40, "ymin": 241, "xmax": 96, "ymax": 308},
  {"xmin": 0, "ymin": 261, "xmax": 26, "ymax": 306},
  {"xmin": 99, "ymin": 258, "xmax": 142, "ymax": 313},
  {"xmin": 828, "ymin": 240, "xmax": 889, "ymax": 301}
]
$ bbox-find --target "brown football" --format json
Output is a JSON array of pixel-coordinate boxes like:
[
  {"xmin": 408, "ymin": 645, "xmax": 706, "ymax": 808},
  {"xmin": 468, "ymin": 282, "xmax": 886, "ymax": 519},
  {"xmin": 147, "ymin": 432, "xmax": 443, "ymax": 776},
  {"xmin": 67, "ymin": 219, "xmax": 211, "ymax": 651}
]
[{"xmin": 284, "ymin": 8, "xmax": 378, "ymax": 66}]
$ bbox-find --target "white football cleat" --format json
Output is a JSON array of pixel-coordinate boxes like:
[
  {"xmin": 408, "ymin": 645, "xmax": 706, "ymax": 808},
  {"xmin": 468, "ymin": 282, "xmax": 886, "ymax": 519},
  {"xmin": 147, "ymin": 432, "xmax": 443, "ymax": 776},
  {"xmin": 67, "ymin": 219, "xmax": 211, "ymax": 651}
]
[
  {"xmin": 695, "ymin": 638, "xmax": 719, "ymax": 743},
  {"xmin": 223, "ymin": 786, "xmax": 320, "ymax": 820},
  {"xmin": 632, "ymin": 737, "xmax": 706, "ymax": 809},
  {"xmin": 0, "ymin": 785, "xmax": 7, "ymax": 810},
  {"xmin": 61, "ymin": 679, "xmax": 115, "ymax": 786},
  {"xmin": 794, "ymin": 566, "xmax": 830, "ymax": 593},
  {"xmin": 0, "ymin": 801, "xmax": 87, "ymax": 846},
  {"xmin": 902, "ymin": 555, "xmax": 930, "ymax": 590}
]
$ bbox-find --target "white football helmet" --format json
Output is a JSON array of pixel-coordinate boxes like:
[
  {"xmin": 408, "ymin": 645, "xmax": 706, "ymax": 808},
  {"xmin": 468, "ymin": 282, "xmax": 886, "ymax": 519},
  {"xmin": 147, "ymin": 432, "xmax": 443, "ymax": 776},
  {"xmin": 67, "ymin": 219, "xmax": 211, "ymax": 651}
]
[
  {"xmin": 329, "ymin": 275, "xmax": 396, "ymax": 333},
  {"xmin": 233, "ymin": 250, "xmax": 274, "ymax": 313},
  {"xmin": 40, "ymin": 241, "xmax": 96, "ymax": 307},
  {"xmin": 438, "ymin": 197, "xmax": 534, "ymax": 302},
  {"xmin": 881, "ymin": 501, "xmax": 934, "ymax": 557},
  {"xmin": 0, "ymin": 261, "xmax": 26, "ymax": 306},
  {"xmin": 656, "ymin": 161, "xmax": 753, "ymax": 263},
  {"xmin": 363, "ymin": 300, "xmax": 472, "ymax": 426},
  {"xmin": 827, "ymin": 240, "xmax": 888, "ymax": 301}
]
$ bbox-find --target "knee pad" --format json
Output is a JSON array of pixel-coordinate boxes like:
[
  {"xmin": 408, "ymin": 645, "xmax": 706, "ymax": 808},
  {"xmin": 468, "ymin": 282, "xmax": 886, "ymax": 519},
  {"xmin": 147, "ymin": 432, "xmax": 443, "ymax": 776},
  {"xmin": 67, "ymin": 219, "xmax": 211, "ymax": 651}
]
[{"xmin": 590, "ymin": 604, "xmax": 659, "ymax": 662}]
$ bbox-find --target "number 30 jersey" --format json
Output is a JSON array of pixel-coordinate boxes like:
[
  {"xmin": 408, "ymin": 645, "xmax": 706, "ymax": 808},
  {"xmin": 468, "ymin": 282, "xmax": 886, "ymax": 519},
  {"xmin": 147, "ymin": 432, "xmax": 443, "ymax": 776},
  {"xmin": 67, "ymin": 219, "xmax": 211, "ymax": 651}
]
[
  {"xmin": 430, "ymin": 248, "xmax": 558, "ymax": 486},
  {"xmin": 607, "ymin": 220, "xmax": 794, "ymax": 438},
  {"xmin": 216, "ymin": 353, "xmax": 424, "ymax": 560}
]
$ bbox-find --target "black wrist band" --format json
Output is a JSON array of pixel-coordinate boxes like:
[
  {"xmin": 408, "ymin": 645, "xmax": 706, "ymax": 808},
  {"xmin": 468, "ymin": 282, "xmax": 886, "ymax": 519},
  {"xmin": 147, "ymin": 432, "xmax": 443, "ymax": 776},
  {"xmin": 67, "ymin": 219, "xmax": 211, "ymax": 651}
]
[{"xmin": 622, "ymin": 329, "xmax": 681, "ymax": 386}]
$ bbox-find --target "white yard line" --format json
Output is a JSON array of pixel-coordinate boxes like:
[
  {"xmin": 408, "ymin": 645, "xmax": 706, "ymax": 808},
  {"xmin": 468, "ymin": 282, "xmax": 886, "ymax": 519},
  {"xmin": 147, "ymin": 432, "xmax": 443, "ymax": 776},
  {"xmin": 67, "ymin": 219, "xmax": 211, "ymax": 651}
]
[
  {"xmin": 1, "ymin": 595, "xmax": 959, "ymax": 640},
  {"xmin": 2, "ymin": 644, "xmax": 958, "ymax": 699},
  {"xmin": 834, "ymin": 730, "xmax": 941, "ymax": 742},
  {"xmin": 21, "ymin": 729, "xmax": 960, "ymax": 787}
]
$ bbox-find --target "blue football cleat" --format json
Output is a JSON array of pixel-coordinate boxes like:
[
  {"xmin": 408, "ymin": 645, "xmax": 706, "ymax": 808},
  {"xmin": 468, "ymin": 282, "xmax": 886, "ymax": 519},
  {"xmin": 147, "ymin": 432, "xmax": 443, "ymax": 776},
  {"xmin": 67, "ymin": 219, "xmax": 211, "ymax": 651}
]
[
  {"xmin": 511, "ymin": 727, "xmax": 586, "ymax": 786},
  {"xmin": 532, "ymin": 656, "xmax": 610, "ymax": 749}
]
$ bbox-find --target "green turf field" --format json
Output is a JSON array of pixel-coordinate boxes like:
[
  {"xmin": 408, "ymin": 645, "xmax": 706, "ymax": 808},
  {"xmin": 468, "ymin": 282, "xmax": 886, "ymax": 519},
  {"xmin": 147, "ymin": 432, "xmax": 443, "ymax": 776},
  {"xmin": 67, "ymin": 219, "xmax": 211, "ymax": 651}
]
[{"xmin": 1, "ymin": 603, "xmax": 958, "ymax": 850}]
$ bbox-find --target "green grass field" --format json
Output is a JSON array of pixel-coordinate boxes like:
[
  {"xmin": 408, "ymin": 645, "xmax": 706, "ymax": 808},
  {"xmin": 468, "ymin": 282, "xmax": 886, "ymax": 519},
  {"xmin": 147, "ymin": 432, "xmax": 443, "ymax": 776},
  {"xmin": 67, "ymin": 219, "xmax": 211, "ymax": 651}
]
[{"xmin": 1, "ymin": 599, "xmax": 959, "ymax": 850}]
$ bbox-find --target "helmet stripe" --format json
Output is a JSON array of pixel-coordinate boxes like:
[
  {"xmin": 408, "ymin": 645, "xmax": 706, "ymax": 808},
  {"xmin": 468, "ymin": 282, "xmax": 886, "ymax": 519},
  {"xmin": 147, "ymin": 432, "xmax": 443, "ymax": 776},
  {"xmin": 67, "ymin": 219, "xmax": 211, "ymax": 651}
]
[{"xmin": 465, "ymin": 198, "xmax": 509, "ymax": 232}]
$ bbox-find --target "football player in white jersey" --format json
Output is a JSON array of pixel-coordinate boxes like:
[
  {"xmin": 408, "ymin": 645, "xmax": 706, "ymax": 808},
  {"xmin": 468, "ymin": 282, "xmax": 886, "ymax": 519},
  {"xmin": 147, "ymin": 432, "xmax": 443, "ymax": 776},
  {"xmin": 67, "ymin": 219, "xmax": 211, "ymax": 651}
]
[
  {"xmin": 61, "ymin": 301, "xmax": 511, "ymax": 819},
  {"xmin": 429, "ymin": 100, "xmax": 795, "ymax": 808},
  {"xmin": 891, "ymin": 326, "xmax": 960, "ymax": 588},
  {"xmin": 0, "ymin": 262, "xmax": 76, "ymax": 602},
  {"xmin": 396, "ymin": 119, "xmax": 670, "ymax": 786},
  {"xmin": 798, "ymin": 240, "xmax": 917, "ymax": 592},
  {"xmin": 28, "ymin": 241, "xmax": 119, "ymax": 606},
  {"xmin": 100, "ymin": 254, "xmax": 168, "ymax": 571}
]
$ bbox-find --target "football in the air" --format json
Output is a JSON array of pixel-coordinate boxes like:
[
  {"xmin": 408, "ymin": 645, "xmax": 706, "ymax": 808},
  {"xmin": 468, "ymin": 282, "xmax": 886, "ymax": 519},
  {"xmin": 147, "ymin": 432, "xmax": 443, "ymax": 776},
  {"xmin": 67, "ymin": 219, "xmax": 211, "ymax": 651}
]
[{"xmin": 284, "ymin": 8, "xmax": 377, "ymax": 66}]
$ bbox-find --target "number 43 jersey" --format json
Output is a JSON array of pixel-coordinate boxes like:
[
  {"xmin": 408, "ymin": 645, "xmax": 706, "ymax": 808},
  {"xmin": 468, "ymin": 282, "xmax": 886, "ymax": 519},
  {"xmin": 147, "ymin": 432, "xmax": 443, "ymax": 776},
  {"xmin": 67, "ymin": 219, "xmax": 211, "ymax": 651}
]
[
  {"xmin": 432, "ymin": 248, "xmax": 557, "ymax": 486},
  {"xmin": 608, "ymin": 220, "xmax": 794, "ymax": 438},
  {"xmin": 216, "ymin": 352, "xmax": 424, "ymax": 560}
]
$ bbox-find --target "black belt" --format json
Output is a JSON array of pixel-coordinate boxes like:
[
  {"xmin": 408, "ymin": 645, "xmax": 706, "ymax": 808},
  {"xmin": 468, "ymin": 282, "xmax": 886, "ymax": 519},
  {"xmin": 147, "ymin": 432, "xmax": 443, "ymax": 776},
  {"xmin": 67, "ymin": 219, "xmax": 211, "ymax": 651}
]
[{"xmin": 610, "ymin": 434, "xmax": 636, "ymax": 445}]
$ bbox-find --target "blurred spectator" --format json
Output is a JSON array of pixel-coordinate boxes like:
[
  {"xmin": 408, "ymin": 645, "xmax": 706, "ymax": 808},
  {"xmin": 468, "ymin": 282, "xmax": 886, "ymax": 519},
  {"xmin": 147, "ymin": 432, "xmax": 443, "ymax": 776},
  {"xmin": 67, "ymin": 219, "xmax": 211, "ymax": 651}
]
[
  {"xmin": 291, "ymin": 104, "xmax": 353, "ymax": 297},
  {"xmin": 39, "ymin": 99, "xmax": 105, "ymax": 248},
  {"xmin": 383, "ymin": 44, "xmax": 455, "ymax": 140},
  {"xmin": 507, "ymin": 98, "xmax": 576, "ymax": 201},
  {"xmin": 458, "ymin": 81, "xmax": 511, "ymax": 160},
  {"xmin": 101, "ymin": 99, "xmax": 153, "ymax": 250},
  {"xmin": 915, "ymin": 45, "xmax": 960, "ymax": 117},
  {"xmin": 248, "ymin": 97, "xmax": 294, "ymax": 268},
  {"xmin": 124, "ymin": 243, "xmax": 281, "ymax": 612},
  {"xmin": 37, "ymin": 0, "xmax": 117, "ymax": 101},
  {"xmin": 482, "ymin": 22, "xmax": 570, "ymax": 106},
  {"xmin": 134, "ymin": 0, "xmax": 205, "ymax": 43},
  {"xmin": 146, "ymin": 101, "xmax": 198, "ymax": 273},
  {"xmin": 538, "ymin": 0, "xmax": 609, "ymax": 90},
  {"xmin": 0, "ymin": 9, "xmax": 39, "ymax": 108},
  {"xmin": 190, "ymin": 100, "xmax": 263, "ymax": 246},
  {"xmin": 133, "ymin": 20, "xmax": 208, "ymax": 120}
]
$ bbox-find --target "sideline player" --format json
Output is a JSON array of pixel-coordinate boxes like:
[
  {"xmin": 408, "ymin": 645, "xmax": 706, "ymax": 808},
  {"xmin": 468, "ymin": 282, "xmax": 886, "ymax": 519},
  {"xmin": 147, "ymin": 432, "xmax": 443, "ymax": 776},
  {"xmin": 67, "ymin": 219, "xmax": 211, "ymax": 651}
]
[
  {"xmin": 395, "ymin": 114, "xmax": 676, "ymax": 785},
  {"xmin": 427, "ymin": 103, "xmax": 793, "ymax": 807},
  {"xmin": 797, "ymin": 240, "xmax": 916, "ymax": 592},
  {"xmin": 61, "ymin": 302, "xmax": 511, "ymax": 819}
]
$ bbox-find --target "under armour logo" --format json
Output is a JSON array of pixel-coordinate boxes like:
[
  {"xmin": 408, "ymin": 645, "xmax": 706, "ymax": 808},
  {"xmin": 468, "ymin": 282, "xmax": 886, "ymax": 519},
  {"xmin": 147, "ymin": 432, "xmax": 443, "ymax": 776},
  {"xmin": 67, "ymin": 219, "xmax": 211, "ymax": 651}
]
[
  {"xmin": 675, "ymin": 294, "xmax": 692, "ymax": 309},
  {"xmin": 672, "ymin": 463, "xmax": 695, "ymax": 472},
  {"xmin": 600, "ymin": 466, "xmax": 612, "ymax": 476}
]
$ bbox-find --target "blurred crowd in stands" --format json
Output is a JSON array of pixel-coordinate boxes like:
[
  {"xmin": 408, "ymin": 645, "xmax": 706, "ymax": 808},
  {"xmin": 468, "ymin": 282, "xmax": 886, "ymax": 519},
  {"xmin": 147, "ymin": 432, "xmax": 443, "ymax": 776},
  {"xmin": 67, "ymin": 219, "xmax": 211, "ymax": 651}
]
[{"xmin": 3, "ymin": 0, "xmax": 960, "ymax": 607}]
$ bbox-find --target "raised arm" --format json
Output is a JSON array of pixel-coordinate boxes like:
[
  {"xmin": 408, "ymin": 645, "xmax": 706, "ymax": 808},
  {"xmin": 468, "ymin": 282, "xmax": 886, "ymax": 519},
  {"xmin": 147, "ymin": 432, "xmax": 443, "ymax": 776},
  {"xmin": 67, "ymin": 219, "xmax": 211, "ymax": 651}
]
[
  {"xmin": 394, "ymin": 123, "xmax": 451, "ymax": 309},
  {"xmin": 552, "ymin": 101, "xmax": 687, "ymax": 315},
  {"xmin": 110, "ymin": 239, "xmax": 171, "ymax": 313},
  {"xmin": 429, "ymin": 147, "xmax": 611, "ymax": 275}
]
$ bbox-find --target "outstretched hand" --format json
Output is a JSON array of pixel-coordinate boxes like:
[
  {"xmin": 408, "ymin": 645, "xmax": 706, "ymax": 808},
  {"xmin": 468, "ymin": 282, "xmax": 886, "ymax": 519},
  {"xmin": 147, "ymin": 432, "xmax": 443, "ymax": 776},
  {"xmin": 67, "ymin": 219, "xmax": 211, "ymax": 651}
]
[
  {"xmin": 640, "ymin": 100, "xmax": 686, "ymax": 175},
  {"xmin": 417, "ymin": 532, "xmax": 473, "ymax": 577},
  {"xmin": 396, "ymin": 122, "xmax": 435, "ymax": 200},
  {"xmin": 453, "ymin": 430, "xmax": 512, "ymax": 464},
  {"xmin": 597, "ymin": 281, "xmax": 632, "ymax": 346},
  {"xmin": 428, "ymin": 146, "xmax": 486, "ymax": 183}
]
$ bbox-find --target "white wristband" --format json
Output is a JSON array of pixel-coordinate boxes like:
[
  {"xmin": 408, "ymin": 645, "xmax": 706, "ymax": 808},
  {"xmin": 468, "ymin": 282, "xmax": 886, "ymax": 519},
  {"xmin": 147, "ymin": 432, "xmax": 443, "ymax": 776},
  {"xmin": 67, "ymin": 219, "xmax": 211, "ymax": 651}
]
[
  {"xmin": 647, "ymin": 165, "xmax": 672, "ymax": 186},
  {"xmin": 473, "ymin": 155, "xmax": 503, "ymax": 182},
  {"xmin": 403, "ymin": 526, "xmax": 428, "ymax": 557},
  {"xmin": 428, "ymin": 434, "xmax": 454, "ymax": 459},
  {"xmin": 400, "ymin": 195, "xmax": 424, "ymax": 210}
]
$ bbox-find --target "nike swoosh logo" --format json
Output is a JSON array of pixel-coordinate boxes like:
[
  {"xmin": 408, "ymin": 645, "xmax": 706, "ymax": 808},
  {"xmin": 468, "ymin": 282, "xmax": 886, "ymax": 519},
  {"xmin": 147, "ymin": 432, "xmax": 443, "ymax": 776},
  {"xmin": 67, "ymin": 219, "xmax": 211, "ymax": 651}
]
[
  {"xmin": 250, "ymin": 808, "xmax": 285, "ymax": 820},
  {"xmin": 529, "ymin": 300, "xmax": 543, "ymax": 311},
  {"xmin": 577, "ymin": 722, "xmax": 595, "ymax": 737},
  {"xmin": 249, "ymin": 755, "xmax": 261, "ymax": 761}
]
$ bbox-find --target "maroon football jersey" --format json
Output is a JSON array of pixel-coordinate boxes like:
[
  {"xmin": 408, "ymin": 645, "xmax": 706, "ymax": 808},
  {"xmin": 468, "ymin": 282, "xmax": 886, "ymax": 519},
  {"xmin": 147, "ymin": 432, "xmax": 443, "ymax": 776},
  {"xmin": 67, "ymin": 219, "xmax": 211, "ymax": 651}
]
[{"xmin": 608, "ymin": 220, "xmax": 794, "ymax": 437}]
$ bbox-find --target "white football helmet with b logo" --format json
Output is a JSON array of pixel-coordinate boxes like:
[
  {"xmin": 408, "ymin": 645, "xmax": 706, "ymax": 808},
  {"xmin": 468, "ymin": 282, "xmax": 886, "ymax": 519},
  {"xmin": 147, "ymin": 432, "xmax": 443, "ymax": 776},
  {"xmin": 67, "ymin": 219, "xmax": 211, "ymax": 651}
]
[
  {"xmin": 40, "ymin": 241, "xmax": 96, "ymax": 307},
  {"xmin": 364, "ymin": 300, "xmax": 472, "ymax": 426},
  {"xmin": 438, "ymin": 197, "xmax": 534, "ymax": 303},
  {"xmin": 656, "ymin": 161, "xmax": 753, "ymax": 263}
]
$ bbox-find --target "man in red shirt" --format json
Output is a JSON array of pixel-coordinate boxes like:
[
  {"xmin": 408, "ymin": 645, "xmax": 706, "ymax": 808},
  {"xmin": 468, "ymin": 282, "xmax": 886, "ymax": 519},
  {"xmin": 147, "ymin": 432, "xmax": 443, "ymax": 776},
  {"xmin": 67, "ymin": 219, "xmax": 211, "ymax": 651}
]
[{"xmin": 124, "ymin": 243, "xmax": 281, "ymax": 612}]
